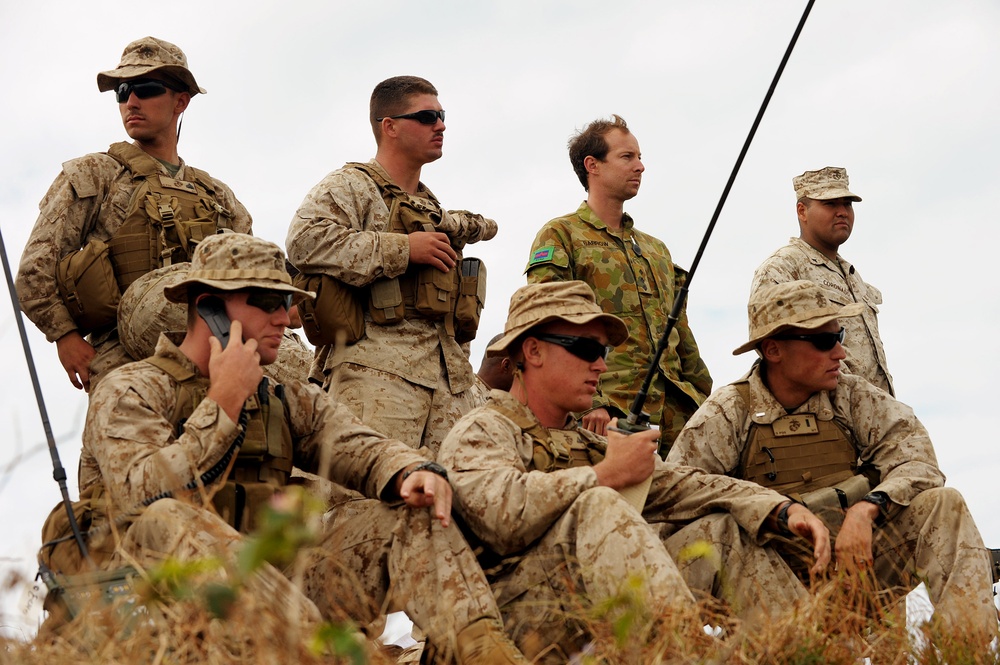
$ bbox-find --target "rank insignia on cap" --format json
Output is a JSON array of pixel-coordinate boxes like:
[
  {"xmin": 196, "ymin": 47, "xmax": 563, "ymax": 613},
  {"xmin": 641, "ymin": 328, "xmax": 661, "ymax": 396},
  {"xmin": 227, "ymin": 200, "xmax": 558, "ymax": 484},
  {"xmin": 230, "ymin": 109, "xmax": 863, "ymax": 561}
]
[{"xmin": 530, "ymin": 246, "xmax": 555, "ymax": 265}]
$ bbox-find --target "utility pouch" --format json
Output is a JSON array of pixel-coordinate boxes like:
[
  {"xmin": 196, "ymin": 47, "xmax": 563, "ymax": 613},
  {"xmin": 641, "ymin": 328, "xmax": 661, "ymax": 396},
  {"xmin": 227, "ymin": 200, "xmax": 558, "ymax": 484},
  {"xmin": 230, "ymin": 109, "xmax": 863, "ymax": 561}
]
[
  {"xmin": 56, "ymin": 239, "xmax": 121, "ymax": 336},
  {"xmin": 369, "ymin": 277, "xmax": 404, "ymax": 325},
  {"xmin": 454, "ymin": 257, "xmax": 486, "ymax": 343},
  {"xmin": 797, "ymin": 474, "xmax": 871, "ymax": 517},
  {"xmin": 414, "ymin": 266, "xmax": 455, "ymax": 320},
  {"xmin": 293, "ymin": 272, "xmax": 364, "ymax": 347}
]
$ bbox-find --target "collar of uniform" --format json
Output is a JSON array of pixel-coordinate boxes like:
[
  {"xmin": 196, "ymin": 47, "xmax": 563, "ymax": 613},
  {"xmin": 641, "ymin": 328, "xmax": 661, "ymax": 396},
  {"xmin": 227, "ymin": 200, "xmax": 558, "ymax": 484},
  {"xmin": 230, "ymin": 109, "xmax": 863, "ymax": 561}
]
[
  {"xmin": 369, "ymin": 157, "xmax": 437, "ymax": 201},
  {"xmin": 789, "ymin": 236, "xmax": 852, "ymax": 272},
  {"xmin": 153, "ymin": 331, "xmax": 203, "ymax": 377},
  {"xmin": 747, "ymin": 363, "xmax": 835, "ymax": 424},
  {"xmin": 577, "ymin": 201, "xmax": 635, "ymax": 233}
]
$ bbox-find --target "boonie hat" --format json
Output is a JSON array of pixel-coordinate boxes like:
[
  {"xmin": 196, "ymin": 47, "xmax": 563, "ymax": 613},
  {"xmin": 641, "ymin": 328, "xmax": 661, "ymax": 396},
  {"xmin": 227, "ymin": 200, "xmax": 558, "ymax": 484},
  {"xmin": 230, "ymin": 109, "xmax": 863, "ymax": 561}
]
[
  {"xmin": 164, "ymin": 234, "xmax": 314, "ymax": 304},
  {"xmin": 97, "ymin": 36, "xmax": 206, "ymax": 96},
  {"xmin": 792, "ymin": 166, "xmax": 862, "ymax": 202},
  {"xmin": 487, "ymin": 281, "xmax": 628, "ymax": 357},
  {"xmin": 733, "ymin": 280, "xmax": 863, "ymax": 355}
]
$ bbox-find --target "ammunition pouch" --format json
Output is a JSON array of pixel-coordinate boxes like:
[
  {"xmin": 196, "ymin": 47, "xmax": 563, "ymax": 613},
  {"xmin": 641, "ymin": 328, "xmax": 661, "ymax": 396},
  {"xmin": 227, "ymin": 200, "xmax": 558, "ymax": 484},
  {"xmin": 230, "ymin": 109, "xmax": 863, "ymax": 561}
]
[
  {"xmin": 796, "ymin": 474, "xmax": 871, "ymax": 518},
  {"xmin": 454, "ymin": 257, "xmax": 486, "ymax": 344},
  {"xmin": 369, "ymin": 277, "xmax": 405, "ymax": 325},
  {"xmin": 55, "ymin": 239, "xmax": 121, "ymax": 336},
  {"xmin": 293, "ymin": 272, "xmax": 364, "ymax": 347}
]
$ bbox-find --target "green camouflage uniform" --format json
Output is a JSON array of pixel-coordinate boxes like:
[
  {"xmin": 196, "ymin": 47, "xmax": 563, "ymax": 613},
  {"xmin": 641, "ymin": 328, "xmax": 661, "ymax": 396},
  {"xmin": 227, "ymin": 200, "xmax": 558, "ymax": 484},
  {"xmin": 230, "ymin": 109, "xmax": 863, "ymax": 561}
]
[
  {"xmin": 525, "ymin": 202, "xmax": 711, "ymax": 449},
  {"xmin": 668, "ymin": 367, "xmax": 995, "ymax": 635}
]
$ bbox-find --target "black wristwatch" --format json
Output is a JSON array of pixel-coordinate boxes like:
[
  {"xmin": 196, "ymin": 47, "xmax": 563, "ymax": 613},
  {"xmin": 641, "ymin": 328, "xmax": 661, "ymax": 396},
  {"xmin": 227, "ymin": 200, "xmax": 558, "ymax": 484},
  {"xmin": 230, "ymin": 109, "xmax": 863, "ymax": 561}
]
[
  {"xmin": 776, "ymin": 500, "xmax": 795, "ymax": 535},
  {"xmin": 401, "ymin": 460, "xmax": 449, "ymax": 482},
  {"xmin": 861, "ymin": 491, "xmax": 890, "ymax": 522}
]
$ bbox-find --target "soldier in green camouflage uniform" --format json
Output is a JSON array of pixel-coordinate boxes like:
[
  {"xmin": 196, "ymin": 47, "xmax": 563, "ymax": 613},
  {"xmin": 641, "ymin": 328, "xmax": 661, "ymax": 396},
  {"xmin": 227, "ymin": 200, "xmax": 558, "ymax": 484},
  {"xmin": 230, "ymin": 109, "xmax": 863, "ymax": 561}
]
[
  {"xmin": 15, "ymin": 37, "xmax": 252, "ymax": 393},
  {"xmin": 525, "ymin": 115, "xmax": 710, "ymax": 452},
  {"xmin": 668, "ymin": 280, "xmax": 996, "ymax": 639}
]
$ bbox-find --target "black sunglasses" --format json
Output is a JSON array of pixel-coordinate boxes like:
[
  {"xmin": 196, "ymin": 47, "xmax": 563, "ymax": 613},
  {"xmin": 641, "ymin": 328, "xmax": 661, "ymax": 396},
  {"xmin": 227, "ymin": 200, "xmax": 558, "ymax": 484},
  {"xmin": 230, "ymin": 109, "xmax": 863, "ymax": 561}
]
[
  {"xmin": 375, "ymin": 109, "xmax": 446, "ymax": 125},
  {"xmin": 533, "ymin": 334, "xmax": 609, "ymax": 362},
  {"xmin": 772, "ymin": 327, "xmax": 845, "ymax": 351},
  {"xmin": 115, "ymin": 79, "xmax": 182, "ymax": 103},
  {"xmin": 244, "ymin": 289, "xmax": 293, "ymax": 314}
]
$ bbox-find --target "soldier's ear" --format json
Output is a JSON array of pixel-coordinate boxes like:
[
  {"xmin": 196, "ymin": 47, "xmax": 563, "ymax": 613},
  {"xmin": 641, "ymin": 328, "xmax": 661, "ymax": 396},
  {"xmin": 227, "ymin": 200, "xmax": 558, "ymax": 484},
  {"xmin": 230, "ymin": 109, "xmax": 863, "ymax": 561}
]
[{"xmin": 759, "ymin": 339, "xmax": 781, "ymax": 362}]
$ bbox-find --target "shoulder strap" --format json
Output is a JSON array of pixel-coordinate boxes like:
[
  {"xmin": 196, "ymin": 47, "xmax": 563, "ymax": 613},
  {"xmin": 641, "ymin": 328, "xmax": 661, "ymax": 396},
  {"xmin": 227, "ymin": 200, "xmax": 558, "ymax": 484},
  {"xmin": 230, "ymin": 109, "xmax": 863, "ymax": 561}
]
[
  {"xmin": 143, "ymin": 355, "xmax": 204, "ymax": 434},
  {"xmin": 107, "ymin": 141, "xmax": 162, "ymax": 178}
]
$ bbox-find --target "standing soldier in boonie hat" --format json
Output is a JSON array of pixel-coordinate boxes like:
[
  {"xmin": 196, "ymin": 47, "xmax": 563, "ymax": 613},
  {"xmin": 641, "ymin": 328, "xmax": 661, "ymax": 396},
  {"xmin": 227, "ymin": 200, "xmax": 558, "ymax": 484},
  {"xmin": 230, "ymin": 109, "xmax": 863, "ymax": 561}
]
[
  {"xmin": 41, "ymin": 233, "xmax": 529, "ymax": 663},
  {"xmin": 749, "ymin": 166, "xmax": 893, "ymax": 394},
  {"xmin": 438, "ymin": 280, "xmax": 832, "ymax": 662},
  {"xmin": 16, "ymin": 36, "xmax": 252, "ymax": 394},
  {"xmin": 668, "ymin": 280, "xmax": 996, "ymax": 640}
]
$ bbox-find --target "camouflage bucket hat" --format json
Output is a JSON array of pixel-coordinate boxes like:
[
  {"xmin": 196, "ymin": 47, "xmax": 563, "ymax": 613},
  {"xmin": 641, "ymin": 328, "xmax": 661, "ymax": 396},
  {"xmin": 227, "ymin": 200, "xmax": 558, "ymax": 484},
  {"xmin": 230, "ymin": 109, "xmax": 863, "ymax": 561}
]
[
  {"xmin": 97, "ymin": 36, "xmax": 206, "ymax": 96},
  {"xmin": 163, "ymin": 234, "xmax": 314, "ymax": 304},
  {"xmin": 119, "ymin": 264, "xmax": 189, "ymax": 360},
  {"xmin": 792, "ymin": 166, "xmax": 862, "ymax": 202},
  {"xmin": 487, "ymin": 281, "xmax": 628, "ymax": 357},
  {"xmin": 733, "ymin": 280, "xmax": 864, "ymax": 355}
]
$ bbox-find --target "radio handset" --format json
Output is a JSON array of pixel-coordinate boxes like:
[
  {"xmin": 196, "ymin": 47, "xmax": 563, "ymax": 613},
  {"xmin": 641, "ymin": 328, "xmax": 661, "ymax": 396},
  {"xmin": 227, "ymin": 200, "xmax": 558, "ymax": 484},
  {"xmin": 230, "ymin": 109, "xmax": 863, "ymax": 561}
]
[{"xmin": 196, "ymin": 296, "xmax": 234, "ymax": 349}]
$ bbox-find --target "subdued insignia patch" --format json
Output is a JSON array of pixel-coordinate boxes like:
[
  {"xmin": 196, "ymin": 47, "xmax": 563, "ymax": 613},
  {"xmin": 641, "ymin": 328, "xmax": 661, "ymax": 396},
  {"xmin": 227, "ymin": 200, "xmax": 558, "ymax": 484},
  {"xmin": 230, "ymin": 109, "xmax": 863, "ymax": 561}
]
[{"xmin": 529, "ymin": 246, "xmax": 555, "ymax": 265}]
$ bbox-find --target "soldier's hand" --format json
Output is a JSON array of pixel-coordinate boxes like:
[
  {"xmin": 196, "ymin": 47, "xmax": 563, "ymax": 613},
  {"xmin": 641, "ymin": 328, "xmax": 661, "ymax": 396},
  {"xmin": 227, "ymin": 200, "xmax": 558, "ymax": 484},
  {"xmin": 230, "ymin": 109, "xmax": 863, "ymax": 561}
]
[
  {"xmin": 399, "ymin": 469, "xmax": 453, "ymax": 528},
  {"xmin": 594, "ymin": 419, "xmax": 658, "ymax": 490},
  {"xmin": 784, "ymin": 503, "xmax": 832, "ymax": 575},
  {"xmin": 834, "ymin": 501, "xmax": 878, "ymax": 571},
  {"xmin": 581, "ymin": 407, "xmax": 611, "ymax": 436},
  {"xmin": 206, "ymin": 320, "xmax": 263, "ymax": 422},
  {"xmin": 56, "ymin": 330, "xmax": 95, "ymax": 392},
  {"xmin": 408, "ymin": 231, "xmax": 457, "ymax": 272}
]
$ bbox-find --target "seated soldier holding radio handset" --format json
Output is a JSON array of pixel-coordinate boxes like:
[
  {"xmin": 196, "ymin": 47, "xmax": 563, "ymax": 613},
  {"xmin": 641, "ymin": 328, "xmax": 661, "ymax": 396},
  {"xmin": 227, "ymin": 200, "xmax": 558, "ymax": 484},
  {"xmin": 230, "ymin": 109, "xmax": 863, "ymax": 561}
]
[{"xmin": 41, "ymin": 233, "xmax": 527, "ymax": 663}]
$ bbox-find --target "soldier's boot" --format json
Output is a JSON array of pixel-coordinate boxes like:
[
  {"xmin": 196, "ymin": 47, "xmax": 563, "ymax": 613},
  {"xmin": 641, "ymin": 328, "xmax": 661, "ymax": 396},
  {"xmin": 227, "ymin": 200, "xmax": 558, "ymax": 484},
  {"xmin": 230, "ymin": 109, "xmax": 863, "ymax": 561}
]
[{"xmin": 455, "ymin": 617, "xmax": 529, "ymax": 664}]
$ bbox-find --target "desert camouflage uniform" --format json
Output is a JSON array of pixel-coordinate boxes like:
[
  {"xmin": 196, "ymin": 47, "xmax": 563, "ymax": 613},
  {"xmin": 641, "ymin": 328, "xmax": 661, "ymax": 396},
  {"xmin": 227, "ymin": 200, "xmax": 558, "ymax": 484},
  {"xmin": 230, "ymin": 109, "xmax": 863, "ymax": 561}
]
[
  {"xmin": 286, "ymin": 159, "xmax": 495, "ymax": 453},
  {"xmin": 438, "ymin": 389, "xmax": 809, "ymax": 661},
  {"xmin": 15, "ymin": 150, "xmax": 251, "ymax": 386},
  {"xmin": 525, "ymin": 202, "xmax": 711, "ymax": 449},
  {"xmin": 79, "ymin": 333, "xmax": 506, "ymax": 646},
  {"xmin": 750, "ymin": 237, "xmax": 893, "ymax": 394},
  {"xmin": 667, "ymin": 366, "xmax": 994, "ymax": 634}
]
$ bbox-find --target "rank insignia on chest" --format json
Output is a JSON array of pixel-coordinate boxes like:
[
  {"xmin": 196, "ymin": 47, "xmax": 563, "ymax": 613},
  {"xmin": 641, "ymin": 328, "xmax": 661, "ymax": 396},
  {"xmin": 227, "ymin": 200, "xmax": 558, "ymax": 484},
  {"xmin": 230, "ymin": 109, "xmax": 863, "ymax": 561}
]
[
  {"xmin": 530, "ymin": 246, "xmax": 555, "ymax": 265},
  {"xmin": 771, "ymin": 414, "xmax": 819, "ymax": 436}
]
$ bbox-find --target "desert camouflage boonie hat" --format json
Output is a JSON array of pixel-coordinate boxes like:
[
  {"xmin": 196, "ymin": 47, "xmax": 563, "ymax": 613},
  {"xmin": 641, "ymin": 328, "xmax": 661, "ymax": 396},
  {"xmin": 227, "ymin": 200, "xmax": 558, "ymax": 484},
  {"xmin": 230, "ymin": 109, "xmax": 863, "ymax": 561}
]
[
  {"xmin": 733, "ymin": 280, "xmax": 864, "ymax": 355},
  {"xmin": 163, "ymin": 234, "xmax": 314, "ymax": 304},
  {"xmin": 97, "ymin": 36, "xmax": 206, "ymax": 96},
  {"xmin": 487, "ymin": 281, "xmax": 628, "ymax": 357},
  {"xmin": 792, "ymin": 166, "xmax": 862, "ymax": 202}
]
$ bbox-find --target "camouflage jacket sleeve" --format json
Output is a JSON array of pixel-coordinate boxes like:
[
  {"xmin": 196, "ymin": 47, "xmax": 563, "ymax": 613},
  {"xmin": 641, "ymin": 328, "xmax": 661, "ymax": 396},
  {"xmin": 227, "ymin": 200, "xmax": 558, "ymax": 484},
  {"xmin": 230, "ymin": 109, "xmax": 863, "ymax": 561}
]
[
  {"xmin": 82, "ymin": 360, "xmax": 243, "ymax": 512},
  {"xmin": 286, "ymin": 166, "xmax": 411, "ymax": 285},
  {"xmin": 666, "ymin": 383, "xmax": 753, "ymax": 476},
  {"xmin": 285, "ymin": 380, "xmax": 427, "ymax": 500},
  {"xmin": 438, "ymin": 396, "xmax": 599, "ymax": 556},
  {"xmin": 833, "ymin": 375, "xmax": 944, "ymax": 506},
  {"xmin": 15, "ymin": 155, "xmax": 124, "ymax": 342},
  {"xmin": 749, "ymin": 239, "xmax": 803, "ymax": 296},
  {"xmin": 202, "ymin": 174, "xmax": 253, "ymax": 235}
]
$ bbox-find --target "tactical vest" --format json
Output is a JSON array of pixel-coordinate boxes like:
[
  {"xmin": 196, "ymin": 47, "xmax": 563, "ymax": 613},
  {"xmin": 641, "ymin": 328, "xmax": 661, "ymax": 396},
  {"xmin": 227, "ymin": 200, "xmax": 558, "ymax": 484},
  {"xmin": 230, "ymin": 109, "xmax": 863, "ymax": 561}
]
[
  {"xmin": 732, "ymin": 381, "xmax": 858, "ymax": 498},
  {"xmin": 350, "ymin": 162, "xmax": 485, "ymax": 343},
  {"xmin": 144, "ymin": 354, "xmax": 294, "ymax": 534},
  {"xmin": 106, "ymin": 142, "xmax": 236, "ymax": 291},
  {"xmin": 487, "ymin": 401, "xmax": 605, "ymax": 473}
]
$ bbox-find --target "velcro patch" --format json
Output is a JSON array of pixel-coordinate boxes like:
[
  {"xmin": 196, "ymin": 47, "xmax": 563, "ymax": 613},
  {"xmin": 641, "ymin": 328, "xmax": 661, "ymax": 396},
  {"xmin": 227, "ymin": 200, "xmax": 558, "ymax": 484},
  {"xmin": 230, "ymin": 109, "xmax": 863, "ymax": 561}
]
[
  {"xmin": 529, "ymin": 245, "xmax": 555, "ymax": 265},
  {"xmin": 771, "ymin": 414, "xmax": 819, "ymax": 436}
]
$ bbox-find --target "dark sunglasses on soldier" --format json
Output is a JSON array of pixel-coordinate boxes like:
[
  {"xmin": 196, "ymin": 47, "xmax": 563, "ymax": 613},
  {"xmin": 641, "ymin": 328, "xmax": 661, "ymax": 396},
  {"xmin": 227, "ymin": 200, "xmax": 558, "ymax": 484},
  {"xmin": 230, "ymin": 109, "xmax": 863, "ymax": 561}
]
[
  {"xmin": 244, "ymin": 289, "xmax": 294, "ymax": 314},
  {"xmin": 375, "ymin": 109, "xmax": 446, "ymax": 125},
  {"xmin": 115, "ymin": 79, "xmax": 182, "ymax": 103},
  {"xmin": 533, "ymin": 334, "xmax": 609, "ymax": 362},
  {"xmin": 772, "ymin": 327, "xmax": 845, "ymax": 351}
]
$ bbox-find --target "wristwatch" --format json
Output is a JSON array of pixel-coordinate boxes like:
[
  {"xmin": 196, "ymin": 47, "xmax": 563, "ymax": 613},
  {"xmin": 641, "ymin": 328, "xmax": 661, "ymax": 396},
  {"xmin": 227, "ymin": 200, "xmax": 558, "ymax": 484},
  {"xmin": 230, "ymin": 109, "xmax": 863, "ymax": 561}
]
[
  {"xmin": 775, "ymin": 500, "xmax": 796, "ymax": 535},
  {"xmin": 861, "ymin": 491, "xmax": 890, "ymax": 522},
  {"xmin": 401, "ymin": 460, "xmax": 449, "ymax": 482}
]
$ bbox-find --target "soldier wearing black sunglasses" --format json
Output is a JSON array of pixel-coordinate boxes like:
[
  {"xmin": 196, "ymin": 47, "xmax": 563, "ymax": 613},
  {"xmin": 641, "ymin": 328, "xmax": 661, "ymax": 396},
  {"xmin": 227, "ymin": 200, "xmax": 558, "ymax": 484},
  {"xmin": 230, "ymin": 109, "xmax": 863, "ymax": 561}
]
[
  {"xmin": 15, "ymin": 36, "xmax": 252, "ymax": 394},
  {"xmin": 668, "ymin": 280, "xmax": 996, "ymax": 640}
]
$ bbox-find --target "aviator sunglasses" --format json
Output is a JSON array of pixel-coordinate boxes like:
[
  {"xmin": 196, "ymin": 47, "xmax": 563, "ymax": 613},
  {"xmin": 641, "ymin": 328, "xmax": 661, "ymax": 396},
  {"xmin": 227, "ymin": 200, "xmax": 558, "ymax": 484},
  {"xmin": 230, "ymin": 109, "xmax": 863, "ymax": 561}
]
[
  {"xmin": 115, "ymin": 79, "xmax": 183, "ymax": 103},
  {"xmin": 244, "ymin": 289, "xmax": 294, "ymax": 314},
  {"xmin": 772, "ymin": 327, "xmax": 845, "ymax": 351},
  {"xmin": 533, "ymin": 334, "xmax": 609, "ymax": 362},
  {"xmin": 375, "ymin": 109, "xmax": 446, "ymax": 125}
]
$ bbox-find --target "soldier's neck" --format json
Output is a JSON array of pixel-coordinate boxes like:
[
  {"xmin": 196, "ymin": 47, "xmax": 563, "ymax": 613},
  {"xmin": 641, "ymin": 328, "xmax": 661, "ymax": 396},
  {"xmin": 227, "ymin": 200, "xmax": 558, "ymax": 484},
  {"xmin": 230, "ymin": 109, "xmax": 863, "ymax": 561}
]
[
  {"xmin": 375, "ymin": 152, "xmax": 422, "ymax": 195},
  {"xmin": 587, "ymin": 195, "xmax": 625, "ymax": 232},
  {"xmin": 134, "ymin": 138, "xmax": 180, "ymax": 168}
]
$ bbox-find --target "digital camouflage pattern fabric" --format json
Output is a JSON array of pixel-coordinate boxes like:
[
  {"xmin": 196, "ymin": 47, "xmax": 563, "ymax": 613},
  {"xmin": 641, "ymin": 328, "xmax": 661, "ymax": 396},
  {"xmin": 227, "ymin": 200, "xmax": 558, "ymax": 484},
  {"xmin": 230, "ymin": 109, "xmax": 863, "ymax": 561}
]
[{"xmin": 525, "ymin": 202, "xmax": 711, "ymax": 448}]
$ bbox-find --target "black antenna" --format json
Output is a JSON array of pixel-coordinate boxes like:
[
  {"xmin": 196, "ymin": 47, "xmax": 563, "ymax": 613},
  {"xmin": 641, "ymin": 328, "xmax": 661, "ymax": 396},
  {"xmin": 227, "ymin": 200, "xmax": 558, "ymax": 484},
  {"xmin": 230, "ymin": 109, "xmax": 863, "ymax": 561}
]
[
  {"xmin": 0, "ymin": 225, "xmax": 93, "ymax": 566},
  {"xmin": 620, "ymin": 0, "xmax": 817, "ymax": 433}
]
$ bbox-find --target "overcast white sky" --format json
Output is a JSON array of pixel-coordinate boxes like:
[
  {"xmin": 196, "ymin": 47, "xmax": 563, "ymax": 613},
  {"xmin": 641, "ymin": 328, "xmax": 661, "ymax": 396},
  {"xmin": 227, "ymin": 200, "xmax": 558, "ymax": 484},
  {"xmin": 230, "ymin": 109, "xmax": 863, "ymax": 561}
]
[{"xmin": 2, "ymin": 0, "xmax": 998, "ymax": 637}]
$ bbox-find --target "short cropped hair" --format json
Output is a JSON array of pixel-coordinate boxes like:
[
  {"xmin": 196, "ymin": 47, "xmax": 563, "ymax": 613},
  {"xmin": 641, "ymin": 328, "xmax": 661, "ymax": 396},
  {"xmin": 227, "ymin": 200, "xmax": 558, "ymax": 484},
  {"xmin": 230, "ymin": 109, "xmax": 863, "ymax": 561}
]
[
  {"xmin": 568, "ymin": 114, "xmax": 630, "ymax": 191},
  {"xmin": 370, "ymin": 76, "xmax": 438, "ymax": 143}
]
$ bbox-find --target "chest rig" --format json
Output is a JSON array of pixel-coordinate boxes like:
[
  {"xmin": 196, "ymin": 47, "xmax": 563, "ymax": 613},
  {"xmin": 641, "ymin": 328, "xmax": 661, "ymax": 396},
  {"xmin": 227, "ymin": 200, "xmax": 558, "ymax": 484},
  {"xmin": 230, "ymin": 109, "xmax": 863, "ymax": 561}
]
[
  {"xmin": 144, "ymin": 355, "xmax": 294, "ymax": 533},
  {"xmin": 733, "ymin": 381, "xmax": 858, "ymax": 496},
  {"xmin": 106, "ymin": 142, "xmax": 235, "ymax": 292},
  {"xmin": 487, "ymin": 401, "xmax": 604, "ymax": 472}
]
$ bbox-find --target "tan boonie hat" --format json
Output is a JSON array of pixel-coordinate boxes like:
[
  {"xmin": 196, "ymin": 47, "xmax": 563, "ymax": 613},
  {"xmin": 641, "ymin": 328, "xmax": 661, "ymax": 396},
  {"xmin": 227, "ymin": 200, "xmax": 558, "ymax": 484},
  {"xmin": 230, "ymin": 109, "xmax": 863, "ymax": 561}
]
[
  {"xmin": 97, "ymin": 36, "xmax": 206, "ymax": 96},
  {"xmin": 792, "ymin": 166, "xmax": 862, "ymax": 202},
  {"xmin": 164, "ymin": 234, "xmax": 314, "ymax": 304},
  {"xmin": 733, "ymin": 280, "xmax": 863, "ymax": 355},
  {"xmin": 487, "ymin": 281, "xmax": 628, "ymax": 357}
]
